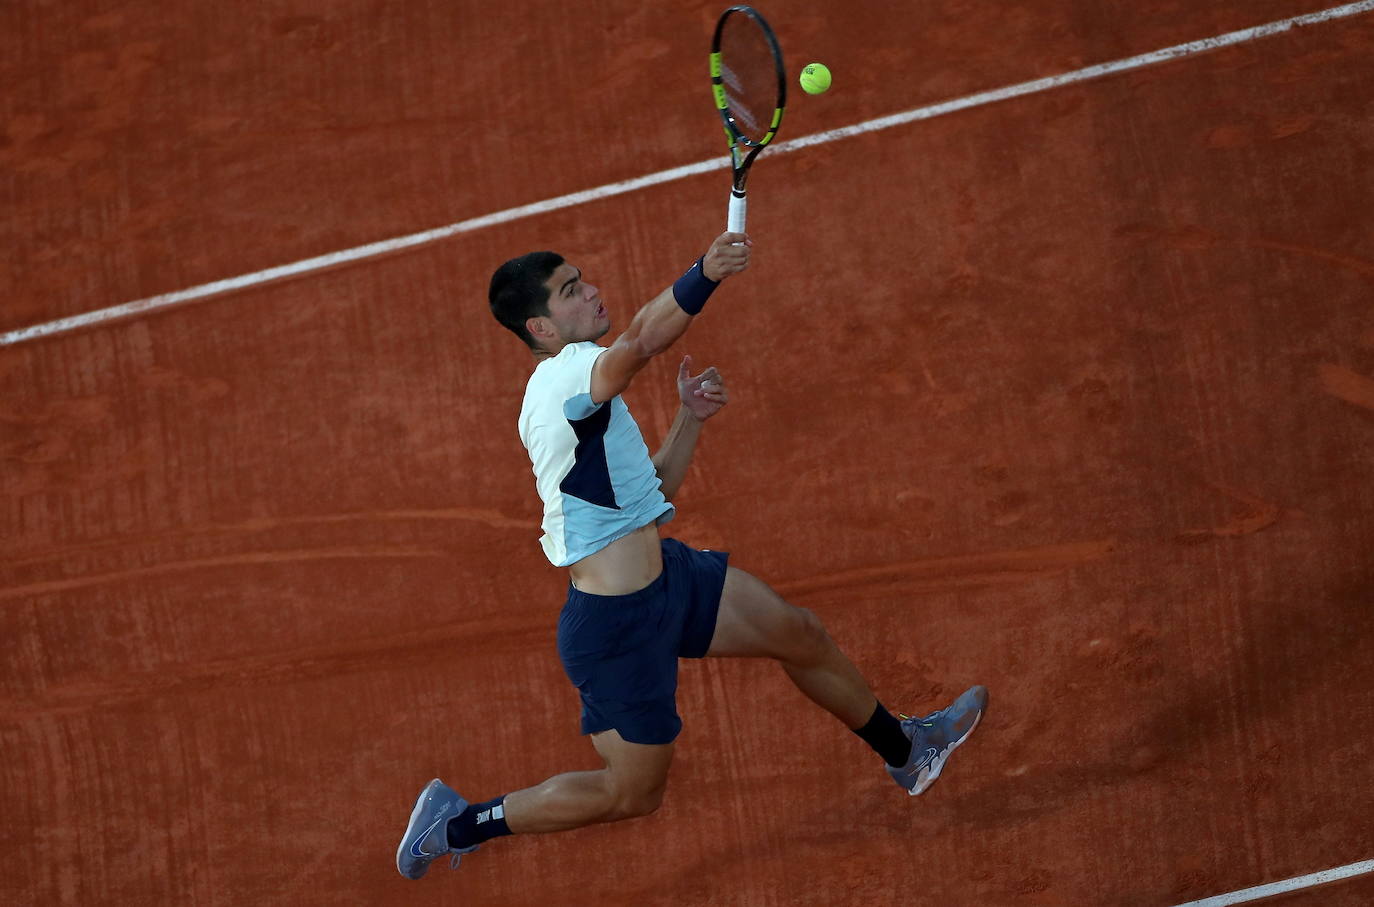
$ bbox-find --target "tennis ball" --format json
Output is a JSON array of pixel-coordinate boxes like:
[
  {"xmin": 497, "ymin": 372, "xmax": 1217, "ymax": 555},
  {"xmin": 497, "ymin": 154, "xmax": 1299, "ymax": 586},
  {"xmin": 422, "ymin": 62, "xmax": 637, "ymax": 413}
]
[{"xmin": 800, "ymin": 62, "xmax": 831, "ymax": 95}]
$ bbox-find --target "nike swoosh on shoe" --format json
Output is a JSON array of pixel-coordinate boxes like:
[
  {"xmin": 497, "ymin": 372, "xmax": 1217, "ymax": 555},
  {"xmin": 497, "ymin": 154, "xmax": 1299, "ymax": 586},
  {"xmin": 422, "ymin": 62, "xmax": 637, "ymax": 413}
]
[
  {"xmin": 905, "ymin": 747, "xmax": 938, "ymax": 774},
  {"xmin": 409, "ymin": 815, "xmax": 448, "ymax": 859}
]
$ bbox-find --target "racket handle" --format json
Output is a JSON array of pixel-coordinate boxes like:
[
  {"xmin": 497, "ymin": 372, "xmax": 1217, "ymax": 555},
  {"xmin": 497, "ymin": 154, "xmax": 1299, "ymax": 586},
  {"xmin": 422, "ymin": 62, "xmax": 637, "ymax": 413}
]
[{"xmin": 727, "ymin": 191, "xmax": 747, "ymax": 234}]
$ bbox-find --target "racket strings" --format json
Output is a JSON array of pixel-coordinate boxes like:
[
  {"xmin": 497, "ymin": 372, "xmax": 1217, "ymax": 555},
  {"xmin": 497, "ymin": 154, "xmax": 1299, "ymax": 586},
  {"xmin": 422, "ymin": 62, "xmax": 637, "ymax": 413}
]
[{"xmin": 718, "ymin": 16, "xmax": 778, "ymax": 144}]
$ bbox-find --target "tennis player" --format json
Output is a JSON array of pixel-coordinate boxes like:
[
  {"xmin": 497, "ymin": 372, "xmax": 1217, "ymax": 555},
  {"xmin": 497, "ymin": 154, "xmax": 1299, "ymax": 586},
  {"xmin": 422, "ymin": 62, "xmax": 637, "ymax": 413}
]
[{"xmin": 397, "ymin": 231, "xmax": 988, "ymax": 879}]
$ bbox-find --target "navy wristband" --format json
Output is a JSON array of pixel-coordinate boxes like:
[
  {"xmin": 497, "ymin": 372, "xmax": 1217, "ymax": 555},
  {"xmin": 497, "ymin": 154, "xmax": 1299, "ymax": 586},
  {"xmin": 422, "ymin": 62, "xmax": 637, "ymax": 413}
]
[{"xmin": 672, "ymin": 257, "xmax": 719, "ymax": 316}]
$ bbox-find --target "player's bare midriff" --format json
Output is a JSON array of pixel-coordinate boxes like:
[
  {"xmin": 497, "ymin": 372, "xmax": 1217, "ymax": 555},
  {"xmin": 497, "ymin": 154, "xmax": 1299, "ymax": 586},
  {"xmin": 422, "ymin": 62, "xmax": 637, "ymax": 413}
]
[{"xmin": 568, "ymin": 521, "xmax": 664, "ymax": 596}]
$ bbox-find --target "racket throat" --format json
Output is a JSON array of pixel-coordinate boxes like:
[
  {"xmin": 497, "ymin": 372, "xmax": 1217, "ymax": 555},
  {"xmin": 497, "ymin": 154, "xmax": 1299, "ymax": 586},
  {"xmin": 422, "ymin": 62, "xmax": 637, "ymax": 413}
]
[{"xmin": 731, "ymin": 146, "xmax": 762, "ymax": 193}]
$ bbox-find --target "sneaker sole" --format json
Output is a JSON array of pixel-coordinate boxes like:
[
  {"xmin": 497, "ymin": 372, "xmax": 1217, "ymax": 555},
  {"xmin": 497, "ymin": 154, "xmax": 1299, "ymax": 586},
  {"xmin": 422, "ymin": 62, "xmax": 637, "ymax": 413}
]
[{"xmin": 907, "ymin": 707, "xmax": 983, "ymax": 797}]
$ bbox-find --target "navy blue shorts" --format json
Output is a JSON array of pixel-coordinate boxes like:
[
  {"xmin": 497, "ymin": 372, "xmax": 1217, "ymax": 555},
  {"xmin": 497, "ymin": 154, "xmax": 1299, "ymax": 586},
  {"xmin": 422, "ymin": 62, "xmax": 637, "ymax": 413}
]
[{"xmin": 557, "ymin": 537, "xmax": 729, "ymax": 745}]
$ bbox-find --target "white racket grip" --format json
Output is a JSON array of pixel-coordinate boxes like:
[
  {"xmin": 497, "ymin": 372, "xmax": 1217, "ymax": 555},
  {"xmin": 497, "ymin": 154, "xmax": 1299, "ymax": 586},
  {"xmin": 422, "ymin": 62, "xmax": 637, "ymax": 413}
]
[{"xmin": 727, "ymin": 192, "xmax": 747, "ymax": 234}]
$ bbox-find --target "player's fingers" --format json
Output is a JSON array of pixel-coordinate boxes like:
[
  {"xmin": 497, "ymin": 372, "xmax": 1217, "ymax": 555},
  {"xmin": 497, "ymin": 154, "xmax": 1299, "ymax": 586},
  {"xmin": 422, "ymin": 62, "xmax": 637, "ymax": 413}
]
[{"xmin": 719, "ymin": 242, "xmax": 749, "ymax": 261}]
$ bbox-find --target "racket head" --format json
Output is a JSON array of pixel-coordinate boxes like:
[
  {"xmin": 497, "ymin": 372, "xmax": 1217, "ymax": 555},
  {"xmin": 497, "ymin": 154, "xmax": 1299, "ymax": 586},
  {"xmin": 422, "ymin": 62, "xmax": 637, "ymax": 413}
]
[{"xmin": 711, "ymin": 6, "xmax": 786, "ymax": 153}]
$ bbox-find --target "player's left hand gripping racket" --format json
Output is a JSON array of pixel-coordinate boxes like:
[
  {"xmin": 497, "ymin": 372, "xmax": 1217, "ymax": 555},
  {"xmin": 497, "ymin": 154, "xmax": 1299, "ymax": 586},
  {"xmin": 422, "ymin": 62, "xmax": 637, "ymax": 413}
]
[{"xmin": 710, "ymin": 6, "xmax": 786, "ymax": 233}]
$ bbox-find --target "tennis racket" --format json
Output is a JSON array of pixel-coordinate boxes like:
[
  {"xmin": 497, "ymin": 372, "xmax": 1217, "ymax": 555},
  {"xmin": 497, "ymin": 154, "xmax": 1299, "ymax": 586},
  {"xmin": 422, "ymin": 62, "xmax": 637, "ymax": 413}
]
[{"xmin": 710, "ymin": 6, "xmax": 786, "ymax": 233}]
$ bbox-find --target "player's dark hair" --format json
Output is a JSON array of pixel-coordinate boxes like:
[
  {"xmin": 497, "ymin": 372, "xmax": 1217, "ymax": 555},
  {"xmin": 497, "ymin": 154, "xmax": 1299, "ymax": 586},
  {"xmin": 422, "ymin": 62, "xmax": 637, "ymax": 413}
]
[{"xmin": 489, "ymin": 251, "xmax": 564, "ymax": 350}]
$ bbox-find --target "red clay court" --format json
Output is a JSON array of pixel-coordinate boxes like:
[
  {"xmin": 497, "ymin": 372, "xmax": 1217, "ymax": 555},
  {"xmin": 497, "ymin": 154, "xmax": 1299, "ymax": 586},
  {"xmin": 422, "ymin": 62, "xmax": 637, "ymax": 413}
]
[{"xmin": 4, "ymin": 1, "xmax": 1374, "ymax": 904}]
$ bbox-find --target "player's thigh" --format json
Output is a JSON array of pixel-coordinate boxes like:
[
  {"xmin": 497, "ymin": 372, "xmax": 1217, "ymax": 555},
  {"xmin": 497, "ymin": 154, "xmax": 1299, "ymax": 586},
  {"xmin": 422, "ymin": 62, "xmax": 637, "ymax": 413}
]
[
  {"xmin": 705, "ymin": 565, "xmax": 824, "ymax": 659},
  {"xmin": 591, "ymin": 728, "xmax": 675, "ymax": 804}
]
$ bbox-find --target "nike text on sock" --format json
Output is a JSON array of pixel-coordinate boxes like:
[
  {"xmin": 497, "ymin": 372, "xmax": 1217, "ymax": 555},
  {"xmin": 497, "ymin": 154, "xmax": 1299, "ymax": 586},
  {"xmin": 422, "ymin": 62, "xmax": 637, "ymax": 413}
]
[{"xmin": 447, "ymin": 796, "xmax": 513, "ymax": 850}]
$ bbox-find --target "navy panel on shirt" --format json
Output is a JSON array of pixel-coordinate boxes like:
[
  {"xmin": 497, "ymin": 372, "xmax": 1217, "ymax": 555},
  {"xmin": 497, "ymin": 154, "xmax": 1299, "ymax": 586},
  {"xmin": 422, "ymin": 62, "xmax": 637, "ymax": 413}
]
[{"xmin": 559, "ymin": 401, "xmax": 620, "ymax": 510}]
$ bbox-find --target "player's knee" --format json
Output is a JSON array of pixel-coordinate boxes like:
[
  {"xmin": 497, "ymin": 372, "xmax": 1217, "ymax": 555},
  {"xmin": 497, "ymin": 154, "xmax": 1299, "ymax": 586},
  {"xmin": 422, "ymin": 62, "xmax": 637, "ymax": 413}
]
[
  {"xmin": 787, "ymin": 605, "xmax": 830, "ymax": 662},
  {"xmin": 612, "ymin": 784, "xmax": 666, "ymax": 820}
]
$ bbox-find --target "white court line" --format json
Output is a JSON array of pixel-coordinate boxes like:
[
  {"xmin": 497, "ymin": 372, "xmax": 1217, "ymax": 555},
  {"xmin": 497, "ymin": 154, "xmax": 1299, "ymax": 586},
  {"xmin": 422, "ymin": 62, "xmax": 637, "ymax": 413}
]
[
  {"xmin": 4, "ymin": 0, "xmax": 1373, "ymax": 348},
  {"xmin": 1169, "ymin": 859, "xmax": 1374, "ymax": 906}
]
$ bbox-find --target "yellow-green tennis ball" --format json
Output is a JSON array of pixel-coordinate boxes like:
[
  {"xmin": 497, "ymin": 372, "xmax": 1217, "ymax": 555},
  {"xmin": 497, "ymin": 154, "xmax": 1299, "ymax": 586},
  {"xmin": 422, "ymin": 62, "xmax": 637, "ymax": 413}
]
[{"xmin": 800, "ymin": 62, "xmax": 831, "ymax": 95}]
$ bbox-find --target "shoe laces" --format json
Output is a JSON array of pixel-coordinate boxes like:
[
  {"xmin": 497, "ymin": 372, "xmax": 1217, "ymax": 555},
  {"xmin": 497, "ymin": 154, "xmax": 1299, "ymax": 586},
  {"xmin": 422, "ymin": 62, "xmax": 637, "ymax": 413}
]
[{"xmin": 448, "ymin": 844, "xmax": 478, "ymax": 870}]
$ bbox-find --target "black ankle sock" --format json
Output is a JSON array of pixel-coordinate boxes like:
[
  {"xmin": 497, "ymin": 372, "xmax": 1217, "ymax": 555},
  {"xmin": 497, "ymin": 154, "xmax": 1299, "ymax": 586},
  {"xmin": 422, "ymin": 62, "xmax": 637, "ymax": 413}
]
[
  {"xmin": 446, "ymin": 796, "xmax": 513, "ymax": 850},
  {"xmin": 854, "ymin": 701, "xmax": 914, "ymax": 768}
]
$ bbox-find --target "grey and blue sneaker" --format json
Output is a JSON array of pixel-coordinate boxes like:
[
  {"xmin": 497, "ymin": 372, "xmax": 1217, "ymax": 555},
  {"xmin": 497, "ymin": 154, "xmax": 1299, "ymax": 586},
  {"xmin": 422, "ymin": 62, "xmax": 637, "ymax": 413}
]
[
  {"xmin": 396, "ymin": 778, "xmax": 477, "ymax": 880},
  {"xmin": 887, "ymin": 685, "xmax": 988, "ymax": 796}
]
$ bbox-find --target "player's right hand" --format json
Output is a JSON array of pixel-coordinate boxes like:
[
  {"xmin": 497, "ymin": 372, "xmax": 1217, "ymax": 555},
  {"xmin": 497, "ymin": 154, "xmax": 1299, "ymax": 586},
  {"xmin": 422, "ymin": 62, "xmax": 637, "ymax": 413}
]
[{"xmin": 703, "ymin": 232, "xmax": 751, "ymax": 281}]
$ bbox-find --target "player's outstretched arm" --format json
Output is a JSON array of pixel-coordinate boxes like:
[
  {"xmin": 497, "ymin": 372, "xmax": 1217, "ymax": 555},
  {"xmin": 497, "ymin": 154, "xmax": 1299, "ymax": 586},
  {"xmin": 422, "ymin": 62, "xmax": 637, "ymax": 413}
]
[{"xmin": 589, "ymin": 232, "xmax": 750, "ymax": 404}]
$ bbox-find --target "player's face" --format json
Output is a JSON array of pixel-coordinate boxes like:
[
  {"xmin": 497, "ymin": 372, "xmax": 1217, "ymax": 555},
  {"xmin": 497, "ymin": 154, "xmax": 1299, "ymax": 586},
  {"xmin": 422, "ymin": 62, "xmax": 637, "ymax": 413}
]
[{"xmin": 540, "ymin": 263, "xmax": 610, "ymax": 344}]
